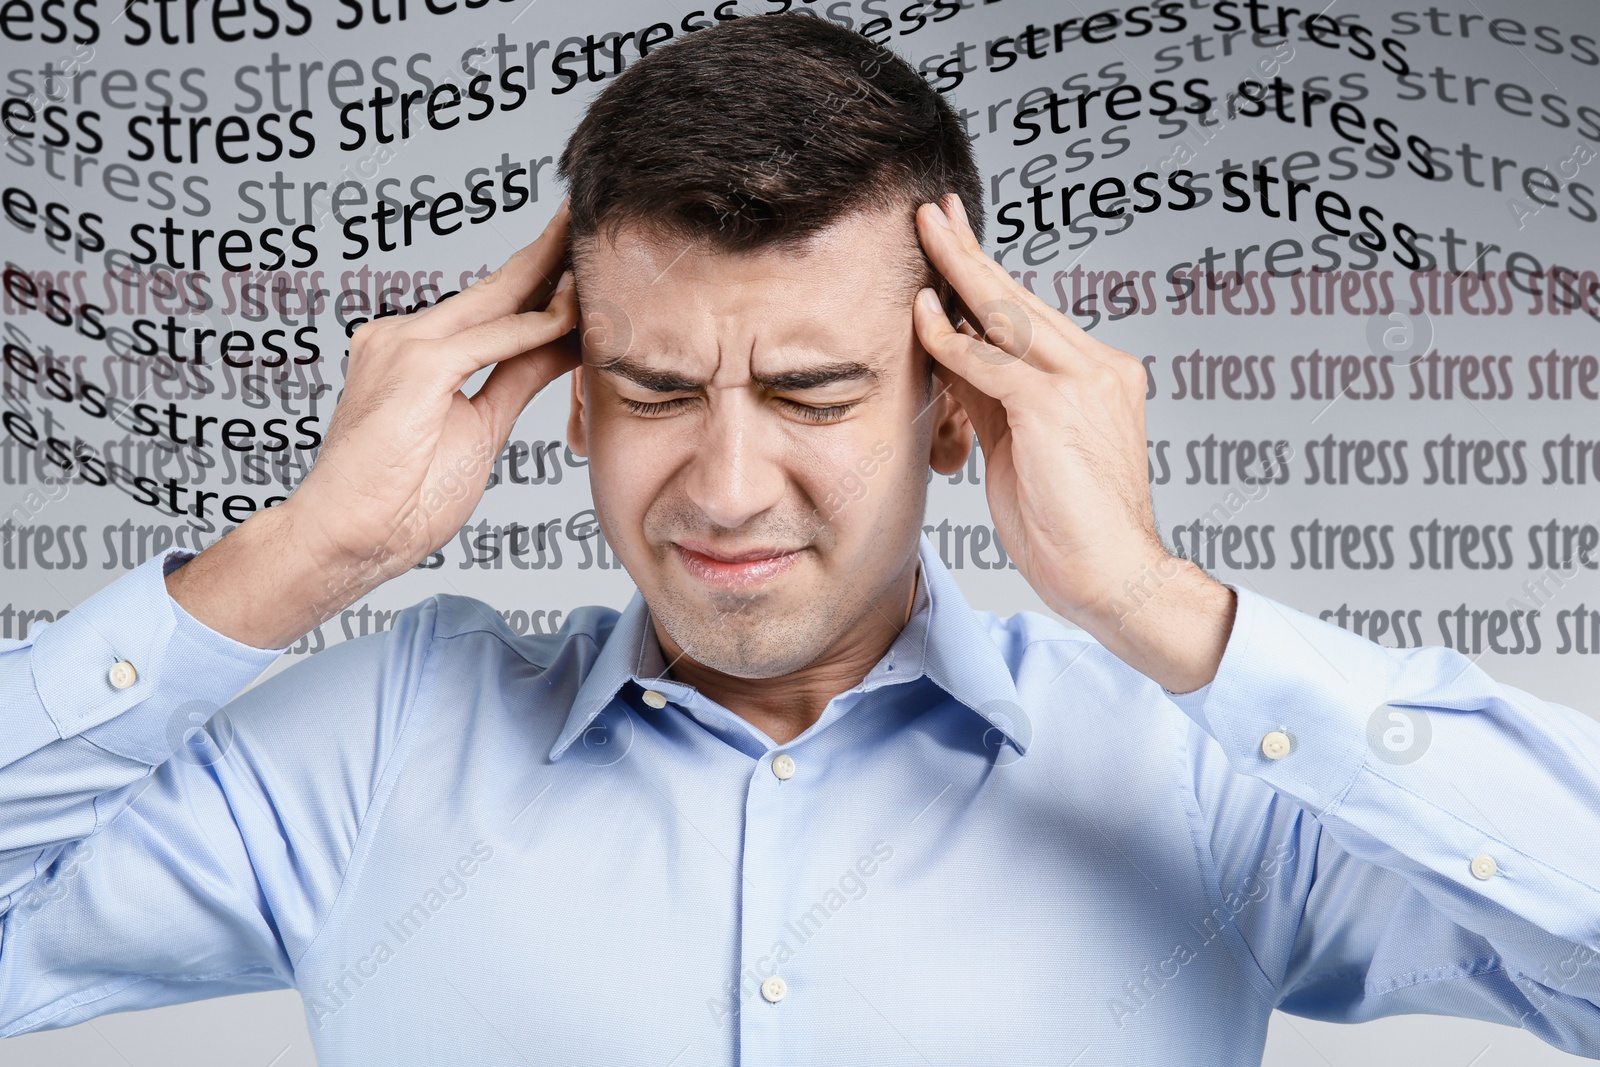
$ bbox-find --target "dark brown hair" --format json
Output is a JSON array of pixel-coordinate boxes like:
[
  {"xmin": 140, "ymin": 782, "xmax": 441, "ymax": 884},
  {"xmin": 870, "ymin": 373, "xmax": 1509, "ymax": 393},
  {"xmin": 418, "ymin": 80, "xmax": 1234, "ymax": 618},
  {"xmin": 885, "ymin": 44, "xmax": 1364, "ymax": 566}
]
[{"xmin": 556, "ymin": 11, "xmax": 984, "ymax": 301}]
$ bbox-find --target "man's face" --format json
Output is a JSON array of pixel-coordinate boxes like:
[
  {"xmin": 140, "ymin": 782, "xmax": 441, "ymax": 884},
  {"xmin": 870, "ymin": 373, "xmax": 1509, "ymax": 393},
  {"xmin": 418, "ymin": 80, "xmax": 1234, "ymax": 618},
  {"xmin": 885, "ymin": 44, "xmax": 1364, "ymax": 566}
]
[{"xmin": 567, "ymin": 208, "xmax": 973, "ymax": 680}]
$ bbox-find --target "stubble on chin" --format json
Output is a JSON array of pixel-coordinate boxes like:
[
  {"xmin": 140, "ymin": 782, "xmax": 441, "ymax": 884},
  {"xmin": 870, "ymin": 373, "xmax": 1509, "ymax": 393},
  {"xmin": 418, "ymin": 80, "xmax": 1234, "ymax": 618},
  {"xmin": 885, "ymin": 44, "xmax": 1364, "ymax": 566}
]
[{"xmin": 650, "ymin": 577, "xmax": 844, "ymax": 680}]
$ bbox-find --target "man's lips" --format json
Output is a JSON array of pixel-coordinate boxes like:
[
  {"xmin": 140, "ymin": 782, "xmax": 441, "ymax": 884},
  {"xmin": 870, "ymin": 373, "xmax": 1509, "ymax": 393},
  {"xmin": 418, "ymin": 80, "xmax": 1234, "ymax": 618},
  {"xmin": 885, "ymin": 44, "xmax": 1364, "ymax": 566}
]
[
  {"xmin": 676, "ymin": 540, "xmax": 804, "ymax": 563},
  {"xmin": 672, "ymin": 542, "xmax": 805, "ymax": 588}
]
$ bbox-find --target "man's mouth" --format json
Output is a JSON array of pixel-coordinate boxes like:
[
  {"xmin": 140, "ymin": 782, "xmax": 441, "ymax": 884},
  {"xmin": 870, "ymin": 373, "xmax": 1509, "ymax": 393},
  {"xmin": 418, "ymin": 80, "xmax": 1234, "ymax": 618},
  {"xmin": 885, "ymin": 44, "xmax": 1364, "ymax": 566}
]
[{"xmin": 672, "ymin": 541, "xmax": 805, "ymax": 589}]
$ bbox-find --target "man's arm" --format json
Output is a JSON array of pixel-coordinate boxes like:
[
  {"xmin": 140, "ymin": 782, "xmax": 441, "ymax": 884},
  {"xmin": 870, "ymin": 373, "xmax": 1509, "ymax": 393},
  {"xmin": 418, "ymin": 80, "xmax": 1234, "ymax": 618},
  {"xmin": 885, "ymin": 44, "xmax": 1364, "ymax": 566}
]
[
  {"xmin": 1171, "ymin": 582, "xmax": 1600, "ymax": 1054},
  {"xmin": 0, "ymin": 548, "xmax": 440, "ymax": 1035},
  {"xmin": 0, "ymin": 208, "xmax": 578, "ymax": 1034},
  {"xmin": 910, "ymin": 191, "xmax": 1600, "ymax": 1051},
  {"xmin": 0, "ymin": 549, "xmax": 289, "ymax": 937}
]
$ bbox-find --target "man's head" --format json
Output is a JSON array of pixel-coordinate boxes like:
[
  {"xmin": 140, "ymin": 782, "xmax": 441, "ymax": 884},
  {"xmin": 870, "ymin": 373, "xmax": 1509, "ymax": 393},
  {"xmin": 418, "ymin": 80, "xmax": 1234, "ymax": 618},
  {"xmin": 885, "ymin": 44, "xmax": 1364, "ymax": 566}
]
[
  {"xmin": 557, "ymin": 12, "xmax": 984, "ymax": 682},
  {"xmin": 558, "ymin": 12, "xmax": 985, "ymax": 301}
]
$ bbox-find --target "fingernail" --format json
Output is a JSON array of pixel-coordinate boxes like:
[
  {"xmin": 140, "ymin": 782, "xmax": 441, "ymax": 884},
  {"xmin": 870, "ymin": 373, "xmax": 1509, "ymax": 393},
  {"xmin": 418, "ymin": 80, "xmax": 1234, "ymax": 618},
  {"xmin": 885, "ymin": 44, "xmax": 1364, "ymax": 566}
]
[
  {"xmin": 917, "ymin": 287, "xmax": 941, "ymax": 313},
  {"xmin": 555, "ymin": 270, "xmax": 574, "ymax": 293},
  {"xmin": 923, "ymin": 202, "xmax": 950, "ymax": 229},
  {"xmin": 948, "ymin": 194, "xmax": 968, "ymax": 225}
]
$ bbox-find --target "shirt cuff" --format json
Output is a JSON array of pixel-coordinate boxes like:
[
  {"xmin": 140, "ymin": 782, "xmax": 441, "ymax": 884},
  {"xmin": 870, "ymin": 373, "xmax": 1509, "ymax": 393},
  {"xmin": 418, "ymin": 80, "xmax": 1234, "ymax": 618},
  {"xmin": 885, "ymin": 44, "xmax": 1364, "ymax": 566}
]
[
  {"xmin": 28, "ymin": 548, "xmax": 289, "ymax": 764},
  {"xmin": 1169, "ymin": 582, "xmax": 1392, "ymax": 816}
]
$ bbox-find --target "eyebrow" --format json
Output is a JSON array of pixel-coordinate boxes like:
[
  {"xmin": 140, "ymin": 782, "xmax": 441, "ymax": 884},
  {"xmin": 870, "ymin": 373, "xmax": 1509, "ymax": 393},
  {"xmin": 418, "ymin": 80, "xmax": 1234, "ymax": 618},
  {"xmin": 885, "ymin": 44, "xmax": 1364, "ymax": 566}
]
[{"xmin": 592, "ymin": 354, "xmax": 878, "ymax": 393}]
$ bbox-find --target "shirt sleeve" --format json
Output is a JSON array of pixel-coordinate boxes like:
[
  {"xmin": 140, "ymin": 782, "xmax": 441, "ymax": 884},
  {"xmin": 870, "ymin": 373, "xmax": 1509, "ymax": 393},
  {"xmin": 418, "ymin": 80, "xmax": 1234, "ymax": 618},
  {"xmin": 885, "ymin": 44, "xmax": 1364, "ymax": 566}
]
[
  {"xmin": 0, "ymin": 549, "xmax": 430, "ymax": 1037},
  {"xmin": 1178, "ymin": 582, "xmax": 1600, "ymax": 1056}
]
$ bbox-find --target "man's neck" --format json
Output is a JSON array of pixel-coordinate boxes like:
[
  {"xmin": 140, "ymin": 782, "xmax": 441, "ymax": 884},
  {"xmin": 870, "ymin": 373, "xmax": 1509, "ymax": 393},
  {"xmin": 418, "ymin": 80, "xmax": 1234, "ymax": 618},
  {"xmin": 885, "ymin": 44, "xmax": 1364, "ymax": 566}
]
[{"xmin": 653, "ymin": 564, "xmax": 921, "ymax": 746}]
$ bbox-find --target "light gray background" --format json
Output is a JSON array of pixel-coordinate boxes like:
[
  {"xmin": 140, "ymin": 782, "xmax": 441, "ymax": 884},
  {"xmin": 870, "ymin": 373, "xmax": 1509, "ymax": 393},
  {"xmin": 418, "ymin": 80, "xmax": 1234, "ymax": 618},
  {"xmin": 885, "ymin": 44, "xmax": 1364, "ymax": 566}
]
[{"xmin": 3, "ymin": 0, "xmax": 1598, "ymax": 1061}]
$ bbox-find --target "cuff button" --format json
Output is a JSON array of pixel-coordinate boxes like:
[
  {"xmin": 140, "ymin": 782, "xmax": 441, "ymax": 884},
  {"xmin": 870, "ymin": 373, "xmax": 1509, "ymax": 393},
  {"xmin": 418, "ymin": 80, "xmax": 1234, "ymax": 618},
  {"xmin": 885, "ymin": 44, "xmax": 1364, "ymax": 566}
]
[
  {"xmin": 1260, "ymin": 730, "xmax": 1291, "ymax": 759},
  {"xmin": 108, "ymin": 661, "xmax": 138, "ymax": 690}
]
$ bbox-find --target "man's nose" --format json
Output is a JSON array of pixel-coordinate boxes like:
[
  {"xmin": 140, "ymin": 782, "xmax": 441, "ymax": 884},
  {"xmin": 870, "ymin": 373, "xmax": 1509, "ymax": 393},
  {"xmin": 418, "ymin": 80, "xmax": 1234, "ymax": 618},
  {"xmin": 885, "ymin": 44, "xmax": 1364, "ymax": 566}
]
[{"xmin": 682, "ymin": 398, "xmax": 787, "ymax": 531}]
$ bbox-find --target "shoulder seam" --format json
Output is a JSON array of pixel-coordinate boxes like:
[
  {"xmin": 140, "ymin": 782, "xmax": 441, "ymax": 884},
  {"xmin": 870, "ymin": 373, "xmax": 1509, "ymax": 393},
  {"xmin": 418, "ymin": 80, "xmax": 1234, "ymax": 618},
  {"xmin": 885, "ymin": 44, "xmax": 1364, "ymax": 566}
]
[
  {"xmin": 427, "ymin": 594, "xmax": 603, "ymax": 670},
  {"xmin": 288, "ymin": 596, "xmax": 442, "ymax": 977}
]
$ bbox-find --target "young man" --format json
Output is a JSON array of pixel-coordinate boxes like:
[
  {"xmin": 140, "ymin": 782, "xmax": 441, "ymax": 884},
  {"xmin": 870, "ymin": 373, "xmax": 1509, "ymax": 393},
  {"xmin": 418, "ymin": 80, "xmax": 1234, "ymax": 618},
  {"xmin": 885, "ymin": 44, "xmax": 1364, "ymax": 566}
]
[{"xmin": 4, "ymin": 13, "xmax": 1600, "ymax": 1065}]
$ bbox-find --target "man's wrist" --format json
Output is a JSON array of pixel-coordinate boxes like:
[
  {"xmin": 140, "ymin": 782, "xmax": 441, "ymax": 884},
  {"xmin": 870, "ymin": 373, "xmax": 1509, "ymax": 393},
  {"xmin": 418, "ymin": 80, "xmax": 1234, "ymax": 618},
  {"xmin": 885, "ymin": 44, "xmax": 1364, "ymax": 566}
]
[
  {"xmin": 164, "ymin": 501, "xmax": 382, "ymax": 651},
  {"xmin": 1072, "ymin": 551, "xmax": 1237, "ymax": 695}
]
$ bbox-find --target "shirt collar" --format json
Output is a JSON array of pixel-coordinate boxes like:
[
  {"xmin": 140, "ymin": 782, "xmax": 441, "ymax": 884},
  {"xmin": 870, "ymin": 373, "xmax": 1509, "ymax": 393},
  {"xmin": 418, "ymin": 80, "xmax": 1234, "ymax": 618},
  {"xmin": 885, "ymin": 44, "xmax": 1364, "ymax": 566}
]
[{"xmin": 548, "ymin": 532, "xmax": 1029, "ymax": 761}]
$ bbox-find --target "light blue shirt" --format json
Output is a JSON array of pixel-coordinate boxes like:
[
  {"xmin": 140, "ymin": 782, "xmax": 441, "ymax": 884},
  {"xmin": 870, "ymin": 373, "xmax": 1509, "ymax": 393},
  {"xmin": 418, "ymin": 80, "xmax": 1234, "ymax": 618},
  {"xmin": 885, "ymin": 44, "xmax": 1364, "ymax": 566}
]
[{"xmin": 4, "ymin": 534, "xmax": 1600, "ymax": 1065}]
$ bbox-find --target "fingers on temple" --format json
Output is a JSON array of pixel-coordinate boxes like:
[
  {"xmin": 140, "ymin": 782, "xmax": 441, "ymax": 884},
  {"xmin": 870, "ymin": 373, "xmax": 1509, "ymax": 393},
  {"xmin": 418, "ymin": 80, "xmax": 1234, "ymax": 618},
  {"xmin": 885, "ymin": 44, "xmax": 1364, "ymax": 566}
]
[
  {"xmin": 392, "ymin": 202, "xmax": 572, "ymax": 337},
  {"xmin": 917, "ymin": 195, "xmax": 1135, "ymax": 378},
  {"xmin": 429, "ymin": 279, "xmax": 579, "ymax": 385}
]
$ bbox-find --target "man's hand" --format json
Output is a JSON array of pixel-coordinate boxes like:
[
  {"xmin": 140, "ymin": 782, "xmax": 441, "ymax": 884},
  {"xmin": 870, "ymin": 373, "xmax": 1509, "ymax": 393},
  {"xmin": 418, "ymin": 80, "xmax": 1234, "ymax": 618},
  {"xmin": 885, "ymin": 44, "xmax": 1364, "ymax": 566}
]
[
  {"xmin": 291, "ymin": 202, "xmax": 579, "ymax": 579},
  {"xmin": 167, "ymin": 202, "xmax": 580, "ymax": 649},
  {"xmin": 912, "ymin": 193, "xmax": 1235, "ymax": 694}
]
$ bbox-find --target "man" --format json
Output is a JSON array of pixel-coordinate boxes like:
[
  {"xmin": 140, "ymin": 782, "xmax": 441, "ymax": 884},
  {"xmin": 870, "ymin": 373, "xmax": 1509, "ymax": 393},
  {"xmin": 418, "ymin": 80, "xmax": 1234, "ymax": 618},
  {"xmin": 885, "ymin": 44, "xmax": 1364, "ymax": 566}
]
[{"xmin": 3, "ymin": 12, "xmax": 1599, "ymax": 1066}]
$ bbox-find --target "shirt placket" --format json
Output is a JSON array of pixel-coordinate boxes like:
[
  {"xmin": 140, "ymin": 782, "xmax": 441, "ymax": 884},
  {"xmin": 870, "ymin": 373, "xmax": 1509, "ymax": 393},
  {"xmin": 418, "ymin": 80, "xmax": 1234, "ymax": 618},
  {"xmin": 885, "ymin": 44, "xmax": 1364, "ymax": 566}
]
[{"xmin": 731, "ymin": 688, "xmax": 866, "ymax": 1066}]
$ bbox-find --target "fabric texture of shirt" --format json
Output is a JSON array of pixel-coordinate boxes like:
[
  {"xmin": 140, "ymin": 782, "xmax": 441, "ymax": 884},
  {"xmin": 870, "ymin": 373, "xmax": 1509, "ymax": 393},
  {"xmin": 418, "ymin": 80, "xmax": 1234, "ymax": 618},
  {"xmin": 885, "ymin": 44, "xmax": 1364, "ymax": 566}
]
[{"xmin": 3, "ymin": 534, "xmax": 1600, "ymax": 1065}]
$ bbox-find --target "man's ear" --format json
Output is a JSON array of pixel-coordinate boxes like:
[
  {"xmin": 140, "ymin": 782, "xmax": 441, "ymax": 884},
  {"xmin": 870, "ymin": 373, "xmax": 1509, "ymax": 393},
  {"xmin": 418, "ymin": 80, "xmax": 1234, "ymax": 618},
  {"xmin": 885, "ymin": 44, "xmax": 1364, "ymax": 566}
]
[
  {"xmin": 567, "ymin": 364, "xmax": 589, "ymax": 457},
  {"xmin": 926, "ymin": 366, "xmax": 974, "ymax": 477}
]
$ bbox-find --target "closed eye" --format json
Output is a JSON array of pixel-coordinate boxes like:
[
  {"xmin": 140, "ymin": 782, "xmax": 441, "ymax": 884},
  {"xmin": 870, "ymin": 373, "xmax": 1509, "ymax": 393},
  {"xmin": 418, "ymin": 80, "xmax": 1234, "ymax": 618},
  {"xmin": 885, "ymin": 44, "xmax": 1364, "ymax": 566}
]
[
  {"xmin": 618, "ymin": 397, "xmax": 696, "ymax": 417},
  {"xmin": 618, "ymin": 397, "xmax": 859, "ymax": 423}
]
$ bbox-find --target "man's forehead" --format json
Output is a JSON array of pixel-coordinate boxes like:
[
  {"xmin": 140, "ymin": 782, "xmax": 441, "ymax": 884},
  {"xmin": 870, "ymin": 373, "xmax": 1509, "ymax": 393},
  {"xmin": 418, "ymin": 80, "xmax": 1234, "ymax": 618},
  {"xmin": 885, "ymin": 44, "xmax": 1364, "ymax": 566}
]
[
  {"xmin": 575, "ymin": 217, "xmax": 919, "ymax": 384},
  {"xmin": 587, "ymin": 338, "xmax": 891, "ymax": 390},
  {"xmin": 571, "ymin": 206, "xmax": 927, "ymax": 303}
]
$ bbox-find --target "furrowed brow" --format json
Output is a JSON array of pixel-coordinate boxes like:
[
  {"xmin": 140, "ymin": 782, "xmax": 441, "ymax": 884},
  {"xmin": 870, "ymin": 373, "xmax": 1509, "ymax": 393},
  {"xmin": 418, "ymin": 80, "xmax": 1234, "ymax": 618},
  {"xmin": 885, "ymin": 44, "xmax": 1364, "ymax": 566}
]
[
  {"xmin": 751, "ymin": 362, "xmax": 877, "ymax": 391},
  {"xmin": 592, "ymin": 356, "xmax": 701, "ymax": 393},
  {"xmin": 594, "ymin": 356, "xmax": 878, "ymax": 393}
]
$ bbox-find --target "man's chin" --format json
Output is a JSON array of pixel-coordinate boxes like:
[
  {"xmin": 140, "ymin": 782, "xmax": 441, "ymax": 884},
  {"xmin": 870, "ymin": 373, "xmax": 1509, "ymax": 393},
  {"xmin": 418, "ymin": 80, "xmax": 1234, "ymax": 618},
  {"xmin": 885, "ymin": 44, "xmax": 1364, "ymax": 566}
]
[{"xmin": 657, "ymin": 600, "xmax": 828, "ymax": 680}]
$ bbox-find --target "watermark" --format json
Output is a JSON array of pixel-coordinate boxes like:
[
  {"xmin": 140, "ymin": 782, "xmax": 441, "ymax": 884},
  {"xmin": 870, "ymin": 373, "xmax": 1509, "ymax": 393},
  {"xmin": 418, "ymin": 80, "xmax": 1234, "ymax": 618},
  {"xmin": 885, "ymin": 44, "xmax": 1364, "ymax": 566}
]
[
  {"xmin": 963, "ymin": 297, "xmax": 1035, "ymax": 367},
  {"xmin": 305, "ymin": 840, "xmax": 496, "ymax": 1029},
  {"xmin": 6, "ymin": 841, "xmax": 96, "ymax": 932},
  {"xmin": 1365, "ymin": 308, "xmax": 1436, "ymax": 367},
  {"xmin": 1509, "ymin": 142, "xmax": 1598, "ymax": 231},
  {"xmin": 1, "ymin": 461, "xmax": 72, "ymax": 526},
  {"xmin": 164, "ymin": 699, "xmax": 236, "ymax": 767},
  {"xmin": 1512, "ymin": 939, "xmax": 1600, "ymax": 1034},
  {"xmin": 1365, "ymin": 703, "xmax": 1432, "ymax": 765},
  {"xmin": 977, "ymin": 698, "xmax": 1030, "ymax": 767},
  {"xmin": 1105, "ymin": 553, "xmax": 1189, "ymax": 633},
  {"xmin": 807, "ymin": 438, "xmax": 895, "ymax": 531},
  {"xmin": 1506, "ymin": 553, "xmax": 1589, "ymax": 615},
  {"xmin": 314, "ymin": 437, "xmax": 497, "ymax": 618},
  {"xmin": 1122, "ymin": 456, "xmax": 1289, "ymax": 628},
  {"xmin": 1151, "ymin": 35, "xmax": 1297, "ymax": 176},
  {"xmin": 7, "ymin": 696, "xmax": 234, "ymax": 929},
  {"xmin": 1108, "ymin": 837, "xmax": 1297, "ymax": 1030},
  {"xmin": 1, "ymin": 41, "xmax": 97, "ymax": 152},
  {"xmin": 567, "ymin": 702, "xmax": 634, "ymax": 767},
  {"xmin": 706, "ymin": 839, "xmax": 895, "ymax": 1027},
  {"xmin": 577, "ymin": 292, "xmax": 634, "ymax": 360},
  {"xmin": 708, "ymin": 43, "xmax": 891, "ymax": 235}
]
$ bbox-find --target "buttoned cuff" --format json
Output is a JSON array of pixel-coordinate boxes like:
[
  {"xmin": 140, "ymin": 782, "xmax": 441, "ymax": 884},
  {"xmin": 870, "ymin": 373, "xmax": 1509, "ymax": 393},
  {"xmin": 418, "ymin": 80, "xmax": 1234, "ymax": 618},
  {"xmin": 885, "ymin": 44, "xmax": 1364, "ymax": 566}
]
[
  {"xmin": 1171, "ymin": 582, "xmax": 1392, "ymax": 816},
  {"xmin": 28, "ymin": 549, "xmax": 289, "ymax": 764}
]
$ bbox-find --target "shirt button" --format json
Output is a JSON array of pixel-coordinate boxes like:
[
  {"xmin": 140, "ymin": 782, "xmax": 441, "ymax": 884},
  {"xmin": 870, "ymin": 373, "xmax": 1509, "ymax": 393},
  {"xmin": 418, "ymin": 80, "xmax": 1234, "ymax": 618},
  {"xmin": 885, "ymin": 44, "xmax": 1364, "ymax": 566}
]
[
  {"xmin": 761, "ymin": 975, "xmax": 787, "ymax": 1003},
  {"xmin": 771, "ymin": 753, "xmax": 796, "ymax": 780},
  {"xmin": 107, "ymin": 661, "xmax": 138, "ymax": 690},
  {"xmin": 1471, "ymin": 854, "xmax": 1498, "ymax": 880},
  {"xmin": 1260, "ymin": 730, "xmax": 1291, "ymax": 759},
  {"xmin": 641, "ymin": 690, "xmax": 667, "ymax": 709}
]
